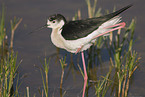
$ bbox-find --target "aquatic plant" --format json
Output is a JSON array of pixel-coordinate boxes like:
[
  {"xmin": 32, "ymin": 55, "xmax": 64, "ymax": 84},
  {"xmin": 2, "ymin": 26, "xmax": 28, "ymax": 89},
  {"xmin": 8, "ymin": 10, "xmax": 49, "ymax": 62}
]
[
  {"xmin": 73, "ymin": 0, "xmax": 140, "ymax": 97},
  {"xmin": 0, "ymin": 6, "xmax": 22, "ymax": 97}
]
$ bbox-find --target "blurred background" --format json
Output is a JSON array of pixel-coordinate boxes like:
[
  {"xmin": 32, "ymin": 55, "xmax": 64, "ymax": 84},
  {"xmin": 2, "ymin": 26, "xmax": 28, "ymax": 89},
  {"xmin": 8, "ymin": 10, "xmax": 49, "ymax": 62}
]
[{"xmin": 0, "ymin": 0, "xmax": 145, "ymax": 97}]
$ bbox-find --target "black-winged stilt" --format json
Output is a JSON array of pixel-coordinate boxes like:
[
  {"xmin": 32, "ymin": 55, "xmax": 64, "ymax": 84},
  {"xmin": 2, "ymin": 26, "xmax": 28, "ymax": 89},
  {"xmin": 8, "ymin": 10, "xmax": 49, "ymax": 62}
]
[{"xmin": 43, "ymin": 4, "xmax": 132, "ymax": 97}]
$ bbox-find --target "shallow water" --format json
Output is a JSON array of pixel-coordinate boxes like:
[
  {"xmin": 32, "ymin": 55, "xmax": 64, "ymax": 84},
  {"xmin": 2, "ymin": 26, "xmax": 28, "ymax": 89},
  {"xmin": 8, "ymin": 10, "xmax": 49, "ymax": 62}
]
[{"xmin": 0, "ymin": 0, "xmax": 145, "ymax": 96}]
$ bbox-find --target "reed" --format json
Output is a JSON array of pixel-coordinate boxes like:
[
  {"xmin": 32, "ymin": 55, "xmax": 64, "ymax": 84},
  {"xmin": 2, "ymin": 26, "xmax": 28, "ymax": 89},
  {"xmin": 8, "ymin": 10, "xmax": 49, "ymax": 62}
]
[
  {"xmin": 59, "ymin": 57, "xmax": 67, "ymax": 97},
  {"xmin": 59, "ymin": 56, "xmax": 67, "ymax": 89},
  {"xmin": 0, "ymin": 6, "xmax": 21, "ymax": 97},
  {"xmin": 77, "ymin": 0, "xmax": 140, "ymax": 97},
  {"xmin": 0, "ymin": 5, "xmax": 5, "ymax": 47},
  {"xmin": 39, "ymin": 57, "xmax": 50, "ymax": 97},
  {"xmin": 10, "ymin": 17, "xmax": 22, "ymax": 49}
]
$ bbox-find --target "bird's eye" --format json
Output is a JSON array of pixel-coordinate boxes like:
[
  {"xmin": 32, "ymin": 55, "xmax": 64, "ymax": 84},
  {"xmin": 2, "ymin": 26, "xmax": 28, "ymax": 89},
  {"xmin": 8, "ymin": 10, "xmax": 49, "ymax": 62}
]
[{"xmin": 52, "ymin": 20, "xmax": 56, "ymax": 23}]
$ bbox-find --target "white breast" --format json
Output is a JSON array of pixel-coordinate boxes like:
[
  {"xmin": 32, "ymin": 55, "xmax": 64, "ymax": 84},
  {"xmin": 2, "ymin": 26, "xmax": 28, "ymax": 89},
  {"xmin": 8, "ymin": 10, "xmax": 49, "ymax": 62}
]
[
  {"xmin": 51, "ymin": 28, "xmax": 94, "ymax": 53},
  {"xmin": 51, "ymin": 28, "xmax": 65, "ymax": 49}
]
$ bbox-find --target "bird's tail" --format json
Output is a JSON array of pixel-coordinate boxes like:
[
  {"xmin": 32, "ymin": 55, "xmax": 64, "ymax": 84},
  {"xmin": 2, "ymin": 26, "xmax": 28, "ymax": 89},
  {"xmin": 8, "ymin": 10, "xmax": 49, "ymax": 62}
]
[
  {"xmin": 104, "ymin": 4, "xmax": 133, "ymax": 19},
  {"xmin": 90, "ymin": 4, "xmax": 132, "ymax": 38}
]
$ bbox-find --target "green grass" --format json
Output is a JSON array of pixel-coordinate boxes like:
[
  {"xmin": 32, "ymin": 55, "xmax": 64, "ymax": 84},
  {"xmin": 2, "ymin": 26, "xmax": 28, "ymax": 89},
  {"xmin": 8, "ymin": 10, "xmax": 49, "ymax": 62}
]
[
  {"xmin": 39, "ymin": 57, "xmax": 50, "ymax": 97},
  {"xmin": 0, "ymin": 6, "xmax": 22, "ymax": 97},
  {"xmin": 105, "ymin": 19, "xmax": 140, "ymax": 97},
  {"xmin": 0, "ymin": 52, "xmax": 19, "ymax": 97},
  {"xmin": 74, "ymin": 0, "xmax": 140, "ymax": 97},
  {"xmin": 0, "ymin": 5, "xmax": 5, "ymax": 47}
]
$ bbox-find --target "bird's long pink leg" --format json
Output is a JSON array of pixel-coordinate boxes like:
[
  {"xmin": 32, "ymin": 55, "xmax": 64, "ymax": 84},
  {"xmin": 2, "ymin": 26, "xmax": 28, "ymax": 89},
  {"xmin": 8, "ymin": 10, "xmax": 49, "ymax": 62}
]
[
  {"xmin": 75, "ymin": 23, "xmax": 125, "ymax": 54},
  {"xmin": 81, "ymin": 52, "xmax": 88, "ymax": 97},
  {"xmin": 92, "ymin": 22, "xmax": 126, "ymax": 39},
  {"xmin": 78, "ymin": 22, "xmax": 125, "ymax": 97}
]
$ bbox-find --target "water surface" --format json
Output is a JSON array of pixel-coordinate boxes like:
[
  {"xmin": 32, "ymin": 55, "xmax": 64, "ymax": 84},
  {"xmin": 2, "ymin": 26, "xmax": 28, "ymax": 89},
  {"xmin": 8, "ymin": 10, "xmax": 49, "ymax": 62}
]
[{"xmin": 0, "ymin": 0, "xmax": 145, "ymax": 96}]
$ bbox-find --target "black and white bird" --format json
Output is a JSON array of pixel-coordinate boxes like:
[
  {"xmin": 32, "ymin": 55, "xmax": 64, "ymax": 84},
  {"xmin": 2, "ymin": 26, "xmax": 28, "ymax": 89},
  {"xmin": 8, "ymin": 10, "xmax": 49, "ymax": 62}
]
[
  {"xmin": 47, "ymin": 5, "xmax": 132, "ymax": 54},
  {"xmin": 44, "ymin": 4, "xmax": 132, "ymax": 97}
]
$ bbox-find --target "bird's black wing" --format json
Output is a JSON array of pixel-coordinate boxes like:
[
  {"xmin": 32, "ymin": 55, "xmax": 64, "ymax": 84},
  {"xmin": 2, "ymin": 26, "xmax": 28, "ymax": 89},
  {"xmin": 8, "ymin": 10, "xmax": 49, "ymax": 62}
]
[
  {"xmin": 61, "ymin": 4, "xmax": 132, "ymax": 40},
  {"xmin": 61, "ymin": 18, "xmax": 107, "ymax": 40}
]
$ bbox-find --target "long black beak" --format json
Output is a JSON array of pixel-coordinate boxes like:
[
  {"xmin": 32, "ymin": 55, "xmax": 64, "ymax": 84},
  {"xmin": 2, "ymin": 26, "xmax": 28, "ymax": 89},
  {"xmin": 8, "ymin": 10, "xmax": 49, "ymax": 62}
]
[{"xmin": 27, "ymin": 24, "xmax": 48, "ymax": 35}]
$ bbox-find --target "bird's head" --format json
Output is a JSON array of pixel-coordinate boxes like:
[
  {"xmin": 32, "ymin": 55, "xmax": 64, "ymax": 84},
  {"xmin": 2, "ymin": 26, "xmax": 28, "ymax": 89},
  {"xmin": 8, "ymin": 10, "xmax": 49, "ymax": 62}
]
[{"xmin": 47, "ymin": 14, "xmax": 66, "ymax": 29}]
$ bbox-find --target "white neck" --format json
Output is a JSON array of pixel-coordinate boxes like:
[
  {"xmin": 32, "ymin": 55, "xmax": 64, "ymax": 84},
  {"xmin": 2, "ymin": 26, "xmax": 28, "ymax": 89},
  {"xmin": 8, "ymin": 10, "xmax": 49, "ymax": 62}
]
[{"xmin": 50, "ymin": 28, "xmax": 65, "ymax": 49}]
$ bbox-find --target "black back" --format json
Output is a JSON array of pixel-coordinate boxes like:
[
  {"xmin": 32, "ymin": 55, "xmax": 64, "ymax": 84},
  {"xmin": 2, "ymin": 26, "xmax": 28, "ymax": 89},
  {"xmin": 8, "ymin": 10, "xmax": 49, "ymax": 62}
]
[{"xmin": 61, "ymin": 4, "xmax": 132, "ymax": 40}]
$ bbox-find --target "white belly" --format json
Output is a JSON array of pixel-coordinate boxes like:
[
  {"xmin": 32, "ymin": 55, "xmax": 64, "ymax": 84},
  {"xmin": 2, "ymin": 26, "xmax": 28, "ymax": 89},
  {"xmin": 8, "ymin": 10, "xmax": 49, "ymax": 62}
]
[
  {"xmin": 51, "ymin": 28, "xmax": 95, "ymax": 53},
  {"xmin": 51, "ymin": 31, "xmax": 65, "ymax": 49}
]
